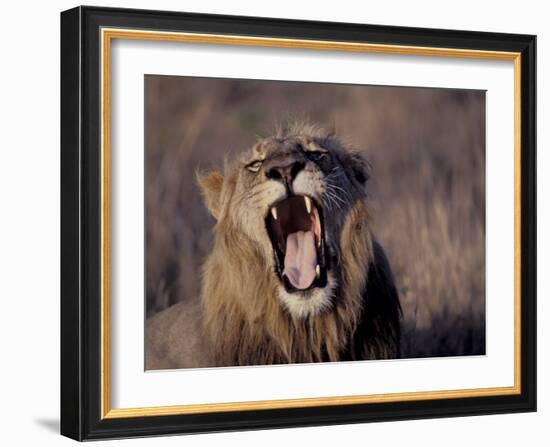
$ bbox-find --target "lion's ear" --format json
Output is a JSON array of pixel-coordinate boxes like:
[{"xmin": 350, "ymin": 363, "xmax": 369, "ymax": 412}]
[
  {"xmin": 197, "ymin": 170, "xmax": 224, "ymax": 220},
  {"xmin": 347, "ymin": 151, "xmax": 371, "ymax": 187}
]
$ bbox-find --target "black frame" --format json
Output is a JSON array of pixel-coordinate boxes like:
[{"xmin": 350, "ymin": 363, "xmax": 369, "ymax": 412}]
[{"xmin": 61, "ymin": 5, "xmax": 537, "ymax": 441}]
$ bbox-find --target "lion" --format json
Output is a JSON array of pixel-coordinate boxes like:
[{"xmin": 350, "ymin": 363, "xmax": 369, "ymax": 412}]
[{"xmin": 145, "ymin": 122, "xmax": 401, "ymax": 369}]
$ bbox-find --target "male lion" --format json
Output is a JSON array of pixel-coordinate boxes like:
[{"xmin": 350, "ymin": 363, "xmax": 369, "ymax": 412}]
[{"xmin": 146, "ymin": 123, "xmax": 401, "ymax": 369}]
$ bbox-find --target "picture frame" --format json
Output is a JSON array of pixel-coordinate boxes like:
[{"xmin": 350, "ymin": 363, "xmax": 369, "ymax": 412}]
[{"xmin": 60, "ymin": 5, "xmax": 536, "ymax": 441}]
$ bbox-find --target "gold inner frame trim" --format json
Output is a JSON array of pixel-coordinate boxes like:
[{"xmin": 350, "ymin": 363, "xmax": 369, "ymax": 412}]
[{"xmin": 100, "ymin": 27, "xmax": 522, "ymax": 419}]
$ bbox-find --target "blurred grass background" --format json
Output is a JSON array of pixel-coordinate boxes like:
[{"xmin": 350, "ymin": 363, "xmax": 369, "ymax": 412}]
[{"xmin": 145, "ymin": 75, "xmax": 486, "ymax": 358}]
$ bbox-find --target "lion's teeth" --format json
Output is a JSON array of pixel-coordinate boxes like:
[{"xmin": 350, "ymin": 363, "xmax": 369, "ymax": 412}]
[
  {"xmin": 271, "ymin": 207, "xmax": 278, "ymax": 220},
  {"xmin": 304, "ymin": 196, "xmax": 312, "ymax": 214},
  {"xmin": 316, "ymin": 265, "xmax": 321, "ymax": 278}
]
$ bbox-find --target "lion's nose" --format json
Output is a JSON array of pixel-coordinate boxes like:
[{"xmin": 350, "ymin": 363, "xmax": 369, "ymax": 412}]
[{"xmin": 266, "ymin": 161, "xmax": 306, "ymax": 185}]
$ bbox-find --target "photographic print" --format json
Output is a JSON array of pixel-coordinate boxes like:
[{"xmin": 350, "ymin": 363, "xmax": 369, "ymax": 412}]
[{"xmin": 144, "ymin": 76, "xmax": 486, "ymax": 370}]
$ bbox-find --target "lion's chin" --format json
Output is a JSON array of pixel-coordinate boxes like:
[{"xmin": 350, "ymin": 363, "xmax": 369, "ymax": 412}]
[
  {"xmin": 266, "ymin": 195, "xmax": 328, "ymax": 293},
  {"xmin": 277, "ymin": 272, "xmax": 336, "ymax": 319}
]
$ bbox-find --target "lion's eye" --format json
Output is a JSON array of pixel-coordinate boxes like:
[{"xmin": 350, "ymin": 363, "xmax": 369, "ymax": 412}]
[
  {"xmin": 246, "ymin": 160, "xmax": 263, "ymax": 173},
  {"xmin": 308, "ymin": 150, "xmax": 328, "ymax": 162}
]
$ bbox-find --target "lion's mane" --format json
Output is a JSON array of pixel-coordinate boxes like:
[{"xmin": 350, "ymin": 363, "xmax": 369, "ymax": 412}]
[{"xmin": 198, "ymin": 123, "xmax": 401, "ymax": 366}]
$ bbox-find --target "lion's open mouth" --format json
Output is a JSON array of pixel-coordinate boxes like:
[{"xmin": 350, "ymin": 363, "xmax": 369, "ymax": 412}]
[{"xmin": 266, "ymin": 195, "xmax": 327, "ymax": 293}]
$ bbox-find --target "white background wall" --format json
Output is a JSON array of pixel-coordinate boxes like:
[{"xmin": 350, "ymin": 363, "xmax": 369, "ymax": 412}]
[{"xmin": 0, "ymin": 1, "xmax": 546, "ymax": 445}]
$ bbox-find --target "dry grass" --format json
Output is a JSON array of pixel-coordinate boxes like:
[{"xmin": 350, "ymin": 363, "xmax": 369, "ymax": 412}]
[{"xmin": 145, "ymin": 75, "xmax": 486, "ymax": 358}]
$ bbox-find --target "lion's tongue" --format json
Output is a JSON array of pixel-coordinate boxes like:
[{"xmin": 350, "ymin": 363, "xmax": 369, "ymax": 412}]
[{"xmin": 283, "ymin": 231, "xmax": 317, "ymax": 290}]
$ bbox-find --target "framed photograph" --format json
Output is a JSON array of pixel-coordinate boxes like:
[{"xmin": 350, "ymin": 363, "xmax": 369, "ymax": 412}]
[{"xmin": 60, "ymin": 6, "xmax": 536, "ymax": 441}]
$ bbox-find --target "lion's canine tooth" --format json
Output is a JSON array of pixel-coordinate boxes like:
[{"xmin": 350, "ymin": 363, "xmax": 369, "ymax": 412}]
[
  {"xmin": 316, "ymin": 265, "xmax": 321, "ymax": 278},
  {"xmin": 271, "ymin": 207, "xmax": 278, "ymax": 220},
  {"xmin": 304, "ymin": 196, "xmax": 312, "ymax": 214}
]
